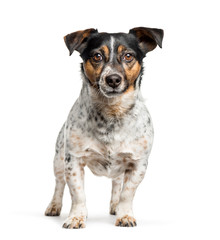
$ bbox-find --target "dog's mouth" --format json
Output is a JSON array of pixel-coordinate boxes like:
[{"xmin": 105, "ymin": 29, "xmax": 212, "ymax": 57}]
[
  {"xmin": 104, "ymin": 91, "xmax": 122, "ymax": 97},
  {"xmin": 99, "ymin": 84, "xmax": 128, "ymax": 98}
]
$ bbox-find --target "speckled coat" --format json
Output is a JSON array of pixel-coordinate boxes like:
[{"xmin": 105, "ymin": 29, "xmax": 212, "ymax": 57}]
[{"xmin": 45, "ymin": 27, "xmax": 163, "ymax": 228}]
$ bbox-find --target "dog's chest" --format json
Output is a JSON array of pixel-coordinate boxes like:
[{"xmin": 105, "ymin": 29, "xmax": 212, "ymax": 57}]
[{"xmin": 66, "ymin": 94, "xmax": 153, "ymax": 178}]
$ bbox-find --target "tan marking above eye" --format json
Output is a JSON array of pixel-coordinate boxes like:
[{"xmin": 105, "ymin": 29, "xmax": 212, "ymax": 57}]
[
  {"xmin": 101, "ymin": 45, "xmax": 110, "ymax": 61},
  {"xmin": 117, "ymin": 45, "xmax": 126, "ymax": 54}
]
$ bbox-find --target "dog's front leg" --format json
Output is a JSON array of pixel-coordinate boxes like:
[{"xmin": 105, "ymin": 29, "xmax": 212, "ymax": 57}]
[
  {"xmin": 115, "ymin": 161, "xmax": 147, "ymax": 227},
  {"xmin": 110, "ymin": 174, "xmax": 124, "ymax": 215},
  {"xmin": 62, "ymin": 153, "xmax": 87, "ymax": 229}
]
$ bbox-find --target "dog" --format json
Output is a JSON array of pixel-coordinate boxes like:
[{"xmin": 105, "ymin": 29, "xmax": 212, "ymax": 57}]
[{"xmin": 45, "ymin": 27, "xmax": 164, "ymax": 228}]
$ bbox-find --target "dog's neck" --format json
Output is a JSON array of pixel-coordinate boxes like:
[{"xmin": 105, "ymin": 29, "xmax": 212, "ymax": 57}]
[{"xmin": 80, "ymin": 74, "xmax": 143, "ymax": 119}]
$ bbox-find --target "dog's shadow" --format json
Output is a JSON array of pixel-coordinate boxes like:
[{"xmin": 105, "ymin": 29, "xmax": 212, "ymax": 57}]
[
  {"xmin": 15, "ymin": 211, "xmax": 169, "ymax": 227},
  {"xmin": 45, "ymin": 213, "xmax": 170, "ymax": 227}
]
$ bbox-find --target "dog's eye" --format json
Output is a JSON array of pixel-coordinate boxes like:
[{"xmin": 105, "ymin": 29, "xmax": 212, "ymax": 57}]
[
  {"xmin": 123, "ymin": 53, "xmax": 134, "ymax": 62},
  {"xmin": 93, "ymin": 53, "xmax": 103, "ymax": 62}
]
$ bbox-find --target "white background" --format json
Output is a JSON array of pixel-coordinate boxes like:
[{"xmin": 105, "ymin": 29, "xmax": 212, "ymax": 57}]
[{"xmin": 0, "ymin": 0, "xmax": 220, "ymax": 239}]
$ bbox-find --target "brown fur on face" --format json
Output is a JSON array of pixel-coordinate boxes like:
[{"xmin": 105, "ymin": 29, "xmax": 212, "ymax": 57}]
[
  {"xmin": 83, "ymin": 45, "xmax": 110, "ymax": 86},
  {"xmin": 117, "ymin": 45, "xmax": 142, "ymax": 87},
  {"xmin": 83, "ymin": 60, "xmax": 103, "ymax": 87},
  {"xmin": 123, "ymin": 61, "xmax": 141, "ymax": 85},
  {"xmin": 117, "ymin": 45, "xmax": 126, "ymax": 55},
  {"xmin": 83, "ymin": 43, "xmax": 142, "ymax": 117},
  {"xmin": 84, "ymin": 43, "xmax": 141, "ymax": 96},
  {"xmin": 101, "ymin": 45, "xmax": 110, "ymax": 62}
]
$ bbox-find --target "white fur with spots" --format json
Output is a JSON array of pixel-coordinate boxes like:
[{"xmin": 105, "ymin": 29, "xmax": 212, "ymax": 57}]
[{"xmin": 45, "ymin": 67, "xmax": 154, "ymax": 229}]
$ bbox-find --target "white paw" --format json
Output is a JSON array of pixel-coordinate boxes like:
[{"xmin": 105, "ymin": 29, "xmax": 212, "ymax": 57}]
[
  {"xmin": 62, "ymin": 216, "xmax": 86, "ymax": 229},
  {"xmin": 110, "ymin": 202, "xmax": 118, "ymax": 215},
  {"xmin": 45, "ymin": 202, "xmax": 62, "ymax": 216},
  {"xmin": 115, "ymin": 215, "xmax": 137, "ymax": 227}
]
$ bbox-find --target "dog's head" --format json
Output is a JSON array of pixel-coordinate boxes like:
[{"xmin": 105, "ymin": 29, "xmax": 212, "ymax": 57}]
[{"xmin": 64, "ymin": 27, "xmax": 163, "ymax": 98}]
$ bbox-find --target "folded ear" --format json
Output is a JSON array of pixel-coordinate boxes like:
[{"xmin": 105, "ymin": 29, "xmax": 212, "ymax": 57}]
[
  {"xmin": 64, "ymin": 28, "xmax": 98, "ymax": 56},
  {"xmin": 129, "ymin": 27, "xmax": 164, "ymax": 54}
]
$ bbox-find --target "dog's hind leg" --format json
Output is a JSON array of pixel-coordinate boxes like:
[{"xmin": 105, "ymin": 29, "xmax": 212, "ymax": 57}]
[
  {"xmin": 110, "ymin": 174, "xmax": 124, "ymax": 215},
  {"xmin": 45, "ymin": 146, "xmax": 66, "ymax": 216}
]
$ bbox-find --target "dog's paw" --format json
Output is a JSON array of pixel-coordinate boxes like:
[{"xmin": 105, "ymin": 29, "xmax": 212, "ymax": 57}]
[
  {"xmin": 110, "ymin": 203, "xmax": 118, "ymax": 215},
  {"xmin": 115, "ymin": 215, "xmax": 137, "ymax": 227},
  {"xmin": 45, "ymin": 203, "xmax": 62, "ymax": 216},
  {"xmin": 62, "ymin": 216, "xmax": 86, "ymax": 229}
]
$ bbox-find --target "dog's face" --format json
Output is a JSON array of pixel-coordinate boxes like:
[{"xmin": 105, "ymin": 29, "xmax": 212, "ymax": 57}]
[{"xmin": 64, "ymin": 27, "xmax": 163, "ymax": 98}]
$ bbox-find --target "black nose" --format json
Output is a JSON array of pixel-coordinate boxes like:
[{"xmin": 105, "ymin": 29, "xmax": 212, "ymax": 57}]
[{"xmin": 106, "ymin": 74, "xmax": 122, "ymax": 88}]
